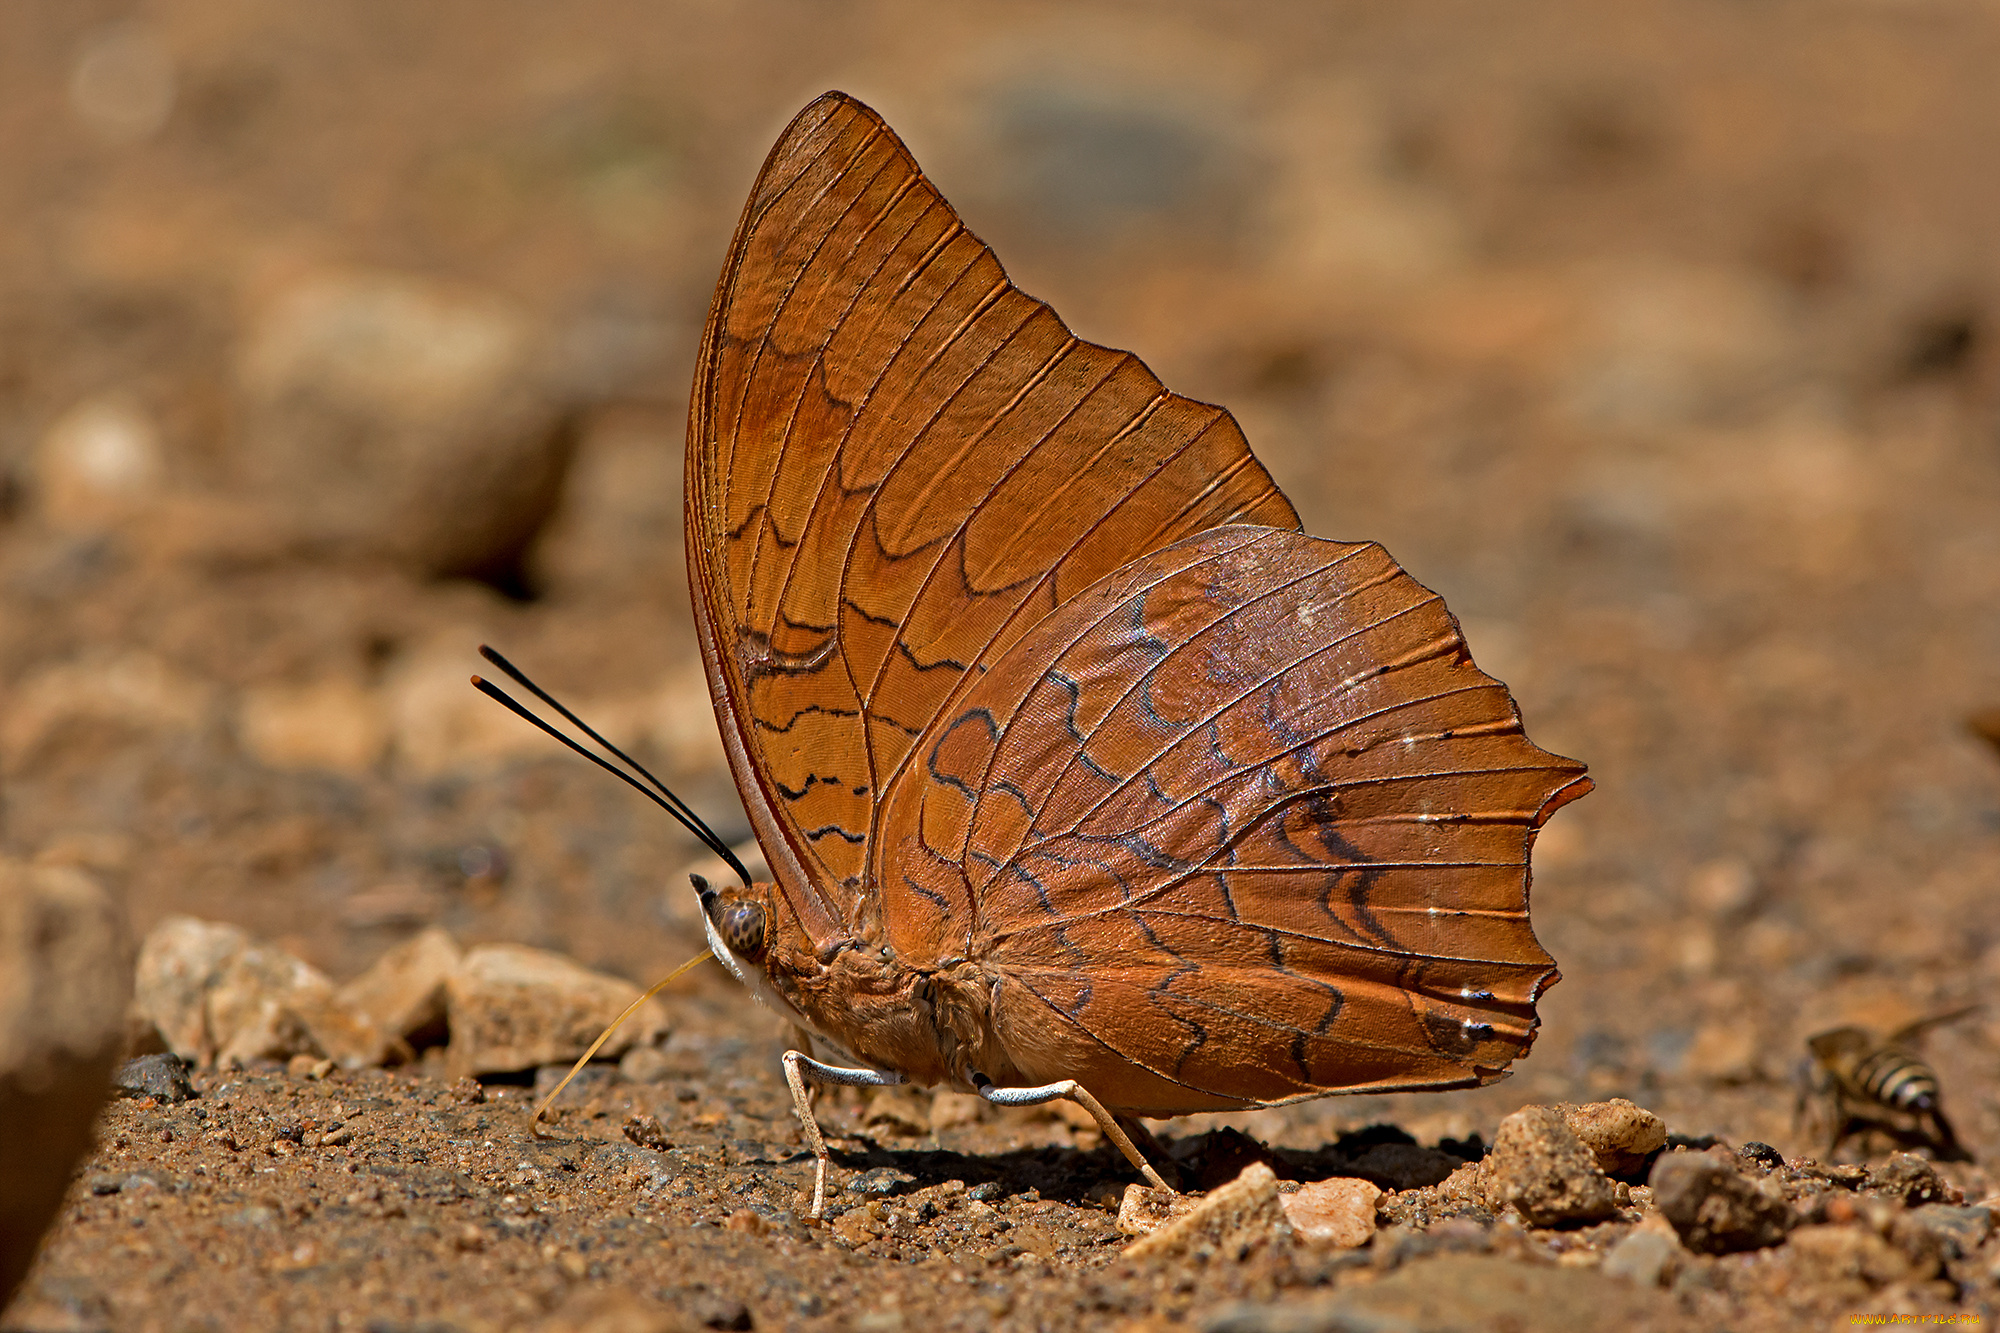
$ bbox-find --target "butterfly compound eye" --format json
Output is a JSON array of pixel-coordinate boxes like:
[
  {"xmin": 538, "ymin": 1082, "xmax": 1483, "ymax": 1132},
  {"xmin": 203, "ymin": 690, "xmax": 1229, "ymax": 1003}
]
[{"xmin": 717, "ymin": 899, "xmax": 766, "ymax": 963}]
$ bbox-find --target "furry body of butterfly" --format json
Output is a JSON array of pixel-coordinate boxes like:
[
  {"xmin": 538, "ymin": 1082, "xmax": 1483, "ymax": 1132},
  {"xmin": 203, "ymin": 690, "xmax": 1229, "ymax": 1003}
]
[{"xmin": 683, "ymin": 93, "xmax": 1590, "ymax": 1215}]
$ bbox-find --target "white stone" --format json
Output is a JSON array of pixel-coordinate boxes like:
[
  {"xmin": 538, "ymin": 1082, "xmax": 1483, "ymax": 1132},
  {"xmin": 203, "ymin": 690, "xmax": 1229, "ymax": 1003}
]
[
  {"xmin": 335, "ymin": 927, "xmax": 460, "ymax": 1046},
  {"xmin": 238, "ymin": 270, "xmax": 530, "ymax": 418},
  {"xmin": 1602, "ymin": 1226, "xmax": 1681, "ymax": 1286},
  {"xmin": 68, "ymin": 22, "xmax": 176, "ymax": 144},
  {"xmin": 1, "ymin": 654, "xmax": 210, "ymax": 770},
  {"xmin": 1123, "ymin": 1162, "xmax": 1291, "ymax": 1259},
  {"xmin": 235, "ymin": 266, "xmax": 568, "ymax": 578},
  {"xmin": 445, "ymin": 944, "xmax": 670, "ymax": 1078},
  {"xmin": 132, "ymin": 917, "xmax": 249, "ymax": 1064},
  {"xmin": 36, "ymin": 396, "xmax": 166, "ymax": 526},
  {"xmin": 1282, "ymin": 1177, "xmax": 1381, "ymax": 1248},
  {"xmin": 385, "ymin": 638, "xmax": 552, "ymax": 779},
  {"xmin": 238, "ymin": 677, "xmax": 391, "ymax": 775},
  {"xmin": 133, "ymin": 915, "xmax": 394, "ymax": 1070}
]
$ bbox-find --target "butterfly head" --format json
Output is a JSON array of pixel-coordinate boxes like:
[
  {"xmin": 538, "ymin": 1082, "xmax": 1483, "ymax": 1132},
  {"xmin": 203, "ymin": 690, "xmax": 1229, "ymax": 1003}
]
[
  {"xmin": 716, "ymin": 896, "xmax": 766, "ymax": 961},
  {"xmin": 691, "ymin": 871, "xmax": 855, "ymax": 1054},
  {"xmin": 692, "ymin": 872, "xmax": 771, "ymax": 976}
]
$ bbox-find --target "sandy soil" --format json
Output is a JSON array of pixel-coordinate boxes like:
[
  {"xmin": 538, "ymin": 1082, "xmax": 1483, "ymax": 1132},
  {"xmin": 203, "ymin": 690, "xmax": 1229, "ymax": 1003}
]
[{"xmin": 6, "ymin": 2, "xmax": 2000, "ymax": 1329}]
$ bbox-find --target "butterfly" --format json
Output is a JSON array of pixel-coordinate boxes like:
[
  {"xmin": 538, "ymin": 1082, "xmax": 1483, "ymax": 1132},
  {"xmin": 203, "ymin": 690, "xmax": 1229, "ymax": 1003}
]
[{"xmin": 504, "ymin": 90, "xmax": 1590, "ymax": 1219}]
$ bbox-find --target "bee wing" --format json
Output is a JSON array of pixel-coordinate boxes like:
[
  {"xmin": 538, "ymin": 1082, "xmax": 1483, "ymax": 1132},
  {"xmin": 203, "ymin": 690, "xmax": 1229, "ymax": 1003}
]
[{"xmin": 1886, "ymin": 1004, "xmax": 1980, "ymax": 1048}]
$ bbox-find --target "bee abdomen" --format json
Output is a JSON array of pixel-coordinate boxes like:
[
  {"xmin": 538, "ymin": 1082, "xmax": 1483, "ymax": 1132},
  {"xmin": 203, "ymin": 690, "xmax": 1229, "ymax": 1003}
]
[{"xmin": 1854, "ymin": 1048, "xmax": 1938, "ymax": 1112}]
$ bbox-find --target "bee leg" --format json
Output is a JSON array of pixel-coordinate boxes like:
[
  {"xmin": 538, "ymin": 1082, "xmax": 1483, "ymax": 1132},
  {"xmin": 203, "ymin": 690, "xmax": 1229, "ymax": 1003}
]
[
  {"xmin": 1928, "ymin": 1107, "xmax": 1972, "ymax": 1163},
  {"xmin": 971, "ymin": 1073, "xmax": 1174, "ymax": 1194},
  {"xmin": 780, "ymin": 1051, "xmax": 904, "ymax": 1221},
  {"xmin": 1829, "ymin": 1113, "xmax": 1865, "ymax": 1163}
]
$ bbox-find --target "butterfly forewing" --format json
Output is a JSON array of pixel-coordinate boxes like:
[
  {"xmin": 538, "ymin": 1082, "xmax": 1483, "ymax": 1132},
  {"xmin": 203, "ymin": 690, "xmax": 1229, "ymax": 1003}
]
[
  {"xmin": 689, "ymin": 94, "xmax": 1295, "ymax": 943},
  {"xmin": 877, "ymin": 527, "xmax": 1588, "ymax": 1112}
]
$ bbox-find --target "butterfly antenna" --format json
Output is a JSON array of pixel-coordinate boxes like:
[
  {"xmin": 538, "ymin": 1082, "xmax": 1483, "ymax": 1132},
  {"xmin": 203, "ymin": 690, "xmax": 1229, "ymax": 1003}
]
[
  {"xmin": 479, "ymin": 645, "xmax": 712, "ymax": 828},
  {"xmin": 471, "ymin": 648, "xmax": 753, "ymax": 887}
]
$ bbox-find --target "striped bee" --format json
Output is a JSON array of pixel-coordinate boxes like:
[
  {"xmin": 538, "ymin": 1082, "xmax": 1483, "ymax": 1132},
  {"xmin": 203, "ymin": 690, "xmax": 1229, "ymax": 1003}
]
[{"xmin": 1797, "ymin": 1008, "xmax": 1974, "ymax": 1162}]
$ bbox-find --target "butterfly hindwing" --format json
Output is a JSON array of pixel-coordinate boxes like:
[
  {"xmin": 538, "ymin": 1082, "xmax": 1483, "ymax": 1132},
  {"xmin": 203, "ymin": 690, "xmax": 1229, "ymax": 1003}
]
[{"xmin": 877, "ymin": 526, "xmax": 1589, "ymax": 1111}]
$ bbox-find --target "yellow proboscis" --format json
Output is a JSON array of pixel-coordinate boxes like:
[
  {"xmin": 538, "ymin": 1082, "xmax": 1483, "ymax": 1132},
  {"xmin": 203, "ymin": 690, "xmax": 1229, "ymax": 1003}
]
[{"xmin": 530, "ymin": 949, "xmax": 715, "ymax": 1134}]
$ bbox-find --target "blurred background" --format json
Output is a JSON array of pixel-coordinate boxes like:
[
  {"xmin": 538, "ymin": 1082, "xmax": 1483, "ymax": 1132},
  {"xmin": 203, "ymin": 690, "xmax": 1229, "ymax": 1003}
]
[{"xmin": 4, "ymin": 0, "xmax": 2000, "ymax": 1155}]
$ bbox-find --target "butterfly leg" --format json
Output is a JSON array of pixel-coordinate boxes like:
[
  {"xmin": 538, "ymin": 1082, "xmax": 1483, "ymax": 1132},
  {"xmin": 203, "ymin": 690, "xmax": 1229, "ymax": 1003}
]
[
  {"xmin": 786, "ymin": 1026, "xmax": 823, "ymax": 1111},
  {"xmin": 780, "ymin": 1050, "xmax": 904, "ymax": 1220},
  {"xmin": 971, "ymin": 1074, "xmax": 1174, "ymax": 1194}
]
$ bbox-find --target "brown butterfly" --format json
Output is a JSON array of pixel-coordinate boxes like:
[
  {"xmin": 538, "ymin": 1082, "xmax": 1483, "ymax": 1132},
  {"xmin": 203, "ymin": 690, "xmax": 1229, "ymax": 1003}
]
[
  {"xmin": 495, "ymin": 90, "xmax": 1590, "ymax": 1219},
  {"xmin": 672, "ymin": 91, "xmax": 1592, "ymax": 1215}
]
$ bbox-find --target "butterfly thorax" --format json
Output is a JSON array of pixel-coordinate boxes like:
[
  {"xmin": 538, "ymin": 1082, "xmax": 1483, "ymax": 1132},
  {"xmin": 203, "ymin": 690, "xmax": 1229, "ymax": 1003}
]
[{"xmin": 698, "ymin": 875, "xmax": 1024, "ymax": 1091}]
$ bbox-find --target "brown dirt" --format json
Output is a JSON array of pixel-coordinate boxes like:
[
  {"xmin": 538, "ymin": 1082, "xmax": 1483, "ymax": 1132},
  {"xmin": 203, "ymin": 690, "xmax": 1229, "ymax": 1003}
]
[{"xmin": 7, "ymin": 2, "xmax": 2000, "ymax": 1330}]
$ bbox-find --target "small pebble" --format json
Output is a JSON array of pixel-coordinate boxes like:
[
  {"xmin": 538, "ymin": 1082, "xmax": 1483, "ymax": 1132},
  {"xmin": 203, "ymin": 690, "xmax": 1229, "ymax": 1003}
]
[
  {"xmin": 112, "ymin": 1053, "xmax": 195, "ymax": 1104},
  {"xmin": 1486, "ymin": 1106, "xmax": 1620, "ymax": 1227},
  {"xmin": 1425, "ymin": 1218, "xmax": 1494, "ymax": 1254},
  {"xmin": 1601, "ymin": 1226, "xmax": 1682, "ymax": 1286},
  {"xmin": 1870, "ymin": 1153, "xmax": 1951, "ymax": 1207},
  {"xmin": 1116, "ymin": 1186, "xmax": 1188, "ymax": 1237},
  {"xmin": 1649, "ymin": 1153, "xmax": 1794, "ymax": 1254},
  {"xmin": 832, "ymin": 1209, "xmax": 879, "ymax": 1245},
  {"xmin": 1787, "ymin": 1224, "xmax": 1917, "ymax": 1286},
  {"xmin": 623, "ymin": 1113, "xmax": 670, "ymax": 1151},
  {"xmin": 722, "ymin": 1209, "xmax": 769, "ymax": 1236},
  {"xmin": 1123, "ymin": 1162, "xmax": 1289, "ymax": 1261},
  {"xmin": 1280, "ymin": 1177, "xmax": 1381, "ymax": 1248},
  {"xmin": 848, "ymin": 1167, "xmax": 914, "ymax": 1197},
  {"xmin": 1895, "ymin": 1204, "xmax": 1992, "ymax": 1259},
  {"xmin": 1735, "ymin": 1141, "xmax": 1785, "ymax": 1171},
  {"xmin": 1557, "ymin": 1099, "xmax": 1667, "ymax": 1180}
]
